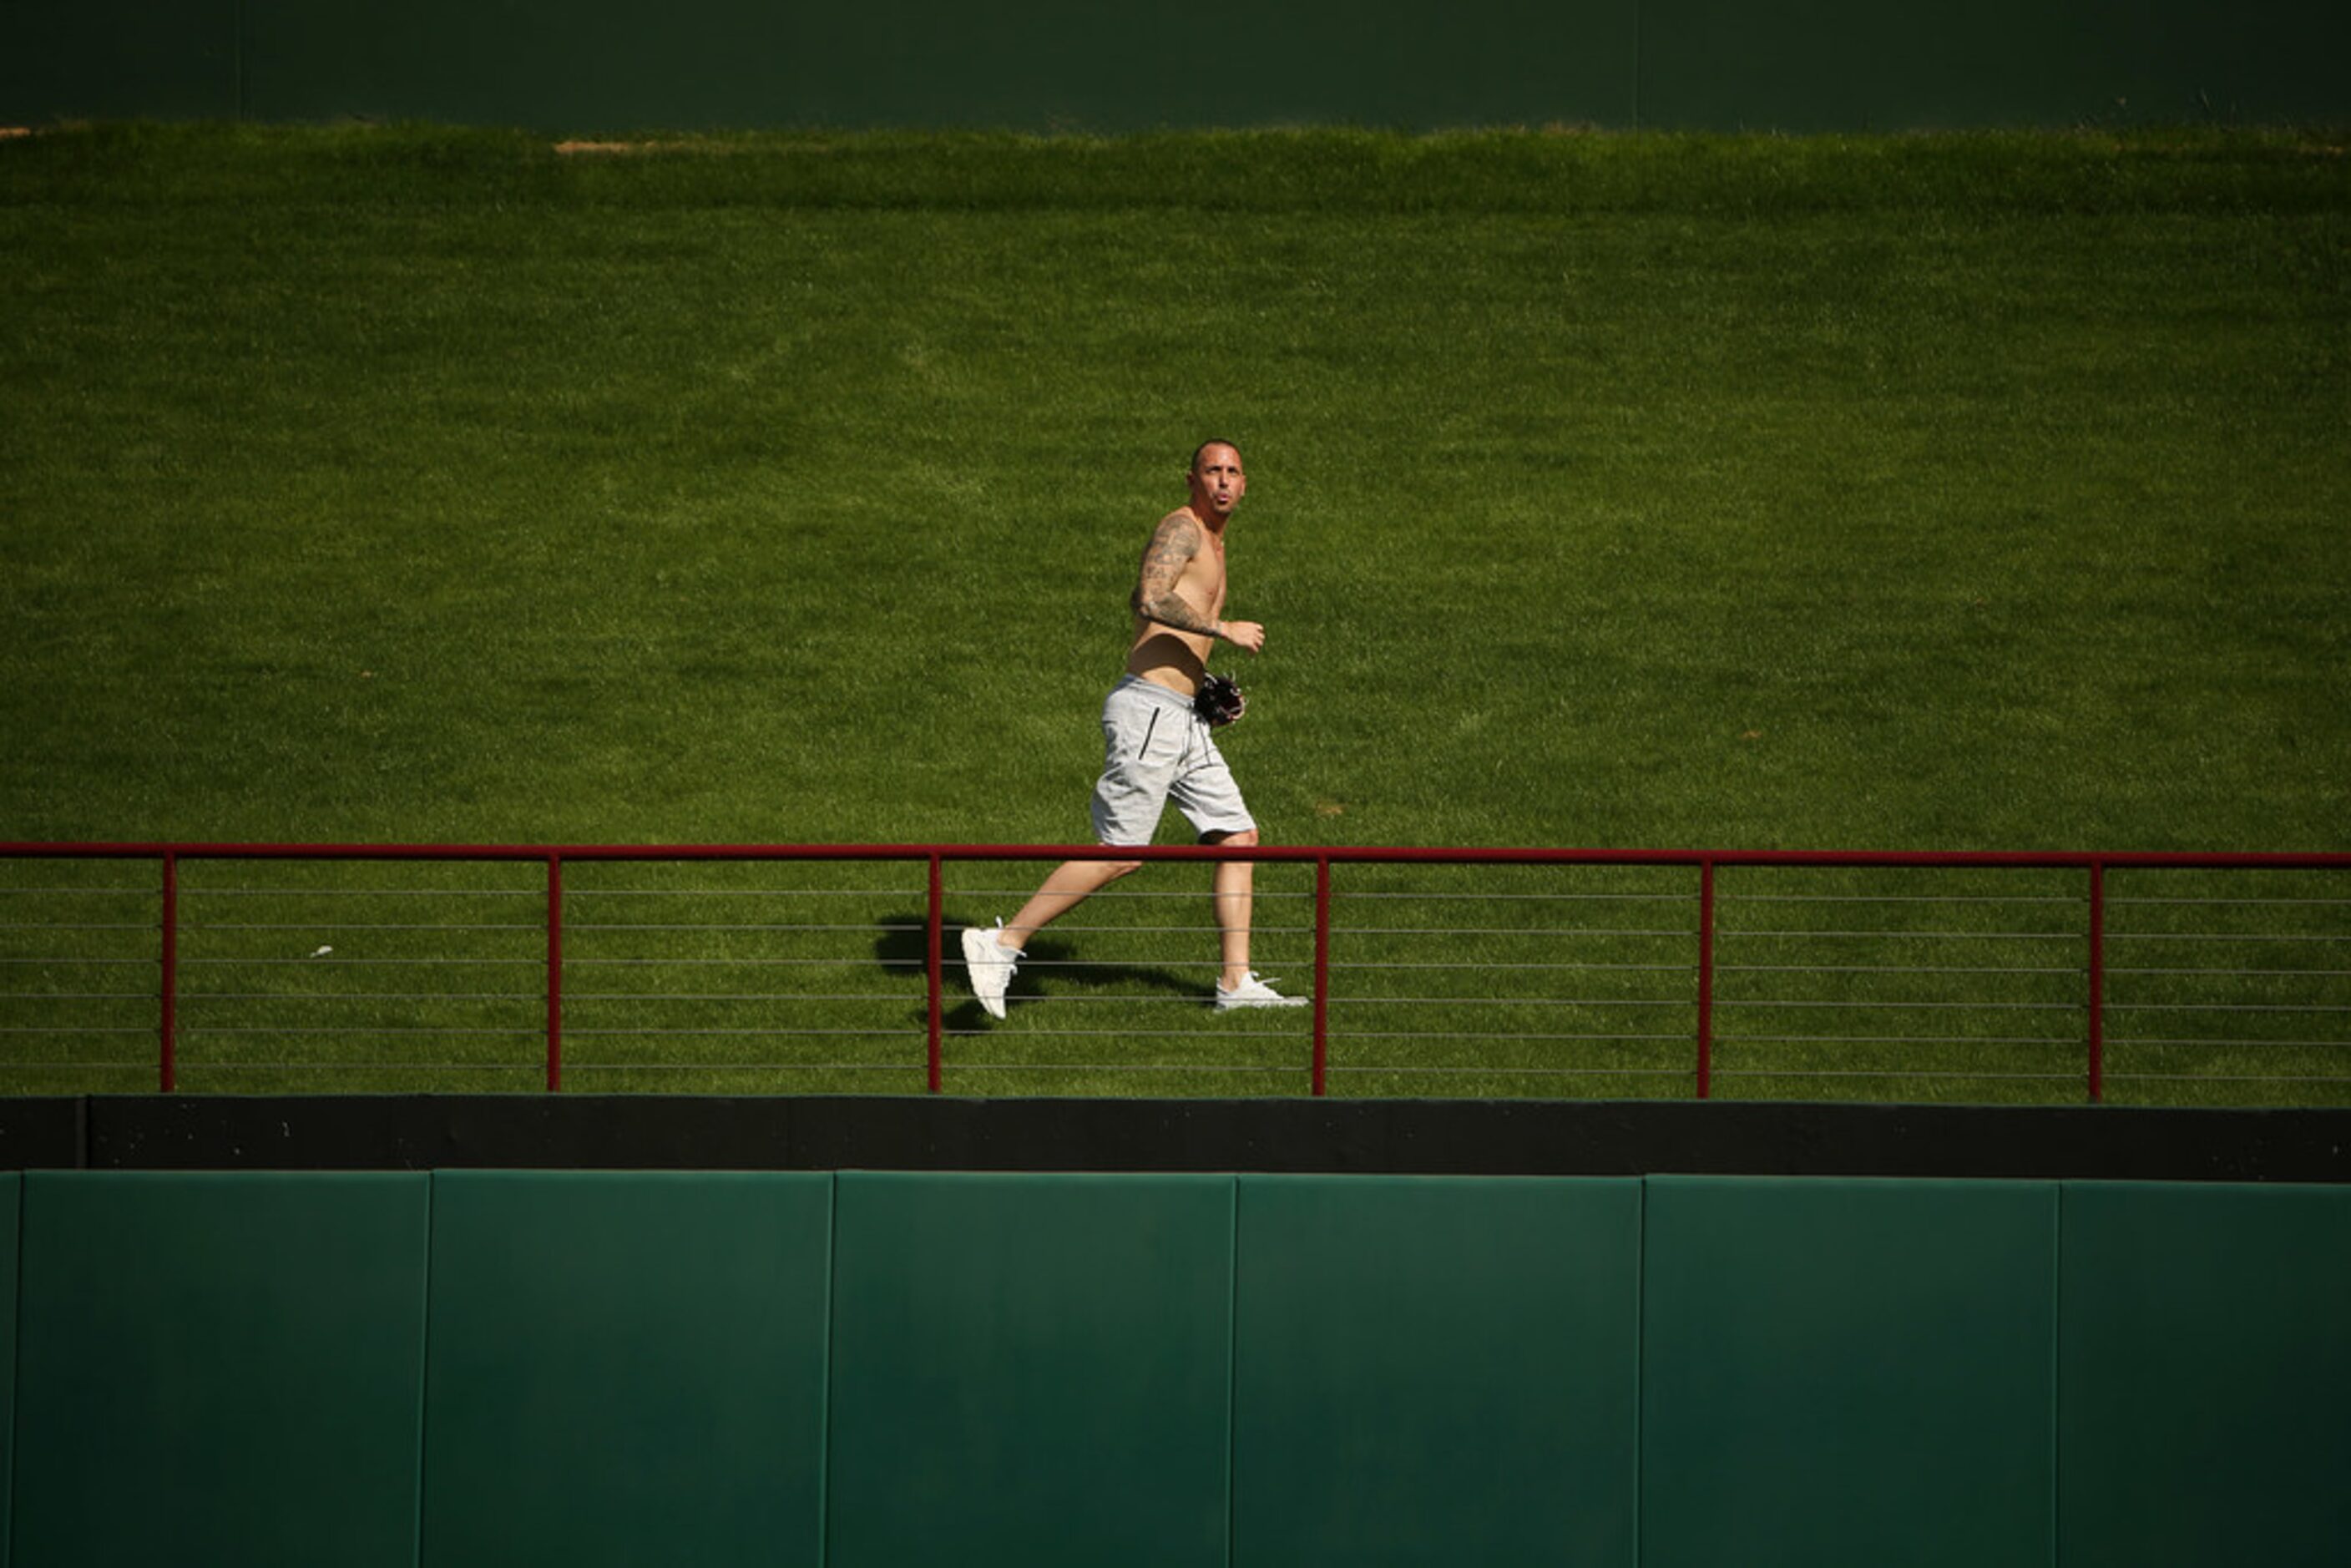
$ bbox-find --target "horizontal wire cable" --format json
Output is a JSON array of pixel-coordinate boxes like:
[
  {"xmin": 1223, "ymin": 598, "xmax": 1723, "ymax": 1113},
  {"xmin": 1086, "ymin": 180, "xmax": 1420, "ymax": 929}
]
[
  {"xmin": 1717, "ymin": 962, "xmax": 2080, "ymax": 976},
  {"xmin": 1334, "ymin": 890, "xmax": 1691, "ymax": 903},
  {"xmin": 0, "ymin": 993, "xmax": 151, "ymax": 1003},
  {"xmin": 1325, "ymin": 957, "xmax": 1686, "ymax": 971},
  {"xmin": 1711, "ymin": 1068, "xmax": 2081, "ymax": 1081},
  {"xmin": 940, "ymin": 1028, "xmax": 1298, "ymax": 1040},
  {"xmin": 944, "ymin": 1062, "xmax": 1297, "ymax": 1074},
  {"xmin": 2107, "ymin": 1072, "xmax": 2351, "ymax": 1085},
  {"xmin": 1333, "ymin": 996, "xmax": 1686, "ymax": 1009},
  {"xmin": 0, "ymin": 888, "xmax": 159, "ymax": 898},
  {"xmin": 186, "ymin": 887, "xmax": 538, "ymax": 898},
  {"xmin": 564, "ymin": 1027, "xmax": 920, "ymax": 1038},
  {"xmin": 1325, "ymin": 1064, "xmax": 1690, "ymax": 1076},
  {"xmin": 1716, "ymin": 1033, "xmax": 2077, "ymax": 1046},
  {"xmin": 2106, "ymin": 932, "xmax": 2351, "ymax": 943},
  {"xmin": 1724, "ymin": 893, "xmax": 2084, "ymax": 905},
  {"xmin": 1334, "ymin": 926, "xmax": 1692, "ymax": 940},
  {"xmin": 965, "ymin": 923, "xmax": 1318, "ymax": 937},
  {"xmin": 2108, "ymin": 895, "xmax": 2351, "ymax": 908},
  {"xmin": 560, "ymin": 1062, "xmax": 917, "ymax": 1073},
  {"xmin": 1332, "ymin": 960, "xmax": 1695, "ymax": 974},
  {"xmin": 940, "ymin": 1001, "xmax": 1260, "ymax": 1010},
  {"xmin": 564, "ymin": 957, "xmax": 923, "ymax": 968},
  {"xmin": 2107, "ymin": 1002, "xmax": 2351, "ymax": 1014},
  {"xmin": 1323, "ymin": 996, "xmax": 1690, "ymax": 1009},
  {"xmin": 1321, "ymin": 1029, "xmax": 1689, "ymax": 1043},
  {"xmin": 571, "ymin": 888, "xmax": 915, "ymax": 898},
  {"xmin": 179, "ymin": 1061, "xmax": 538, "ymax": 1073},
  {"xmin": 999, "ymin": 957, "xmax": 1230, "ymax": 971},
  {"xmin": 1716, "ymin": 998, "xmax": 2081, "ymax": 1011},
  {"xmin": 181, "ymin": 1026, "xmax": 540, "ymax": 1038},
  {"xmin": 2108, "ymin": 1037, "xmax": 2349, "ymax": 1049},
  {"xmin": 180, "ymin": 992, "xmax": 540, "ymax": 1004},
  {"xmin": 563, "ymin": 993, "xmax": 912, "ymax": 1004},
  {"xmin": 564, "ymin": 923, "xmax": 923, "ymax": 934},
  {"xmin": 180, "ymin": 957, "xmax": 542, "ymax": 967},
  {"xmin": 2111, "ymin": 965, "xmax": 2351, "ymax": 978},
  {"xmin": 1719, "ymin": 929, "xmax": 2082, "ymax": 942},
  {"xmin": 186, "ymin": 922, "xmax": 542, "ymax": 933},
  {"xmin": 958, "ymin": 887, "xmax": 1316, "ymax": 901}
]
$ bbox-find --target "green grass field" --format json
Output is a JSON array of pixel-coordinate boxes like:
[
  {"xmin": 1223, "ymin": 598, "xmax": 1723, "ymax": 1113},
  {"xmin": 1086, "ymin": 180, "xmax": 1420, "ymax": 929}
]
[{"xmin": 3, "ymin": 124, "xmax": 2346, "ymax": 1103}]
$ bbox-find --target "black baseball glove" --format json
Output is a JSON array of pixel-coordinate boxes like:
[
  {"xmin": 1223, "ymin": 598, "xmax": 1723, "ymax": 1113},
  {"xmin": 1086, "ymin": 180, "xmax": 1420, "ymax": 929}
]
[{"xmin": 1194, "ymin": 673, "xmax": 1247, "ymax": 728}]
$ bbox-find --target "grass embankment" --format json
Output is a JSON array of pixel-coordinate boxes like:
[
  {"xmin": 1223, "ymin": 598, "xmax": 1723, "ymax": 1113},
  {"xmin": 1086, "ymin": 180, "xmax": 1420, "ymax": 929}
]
[{"xmin": 3, "ymin": 125, "xmax": 2345, "ymax": 1101}]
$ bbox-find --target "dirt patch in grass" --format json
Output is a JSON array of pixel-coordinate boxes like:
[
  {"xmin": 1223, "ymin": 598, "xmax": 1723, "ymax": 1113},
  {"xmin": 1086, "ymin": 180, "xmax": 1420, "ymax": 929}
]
[{"xmin": 554, "ymin": 139, "xmax": 703, "ymax": 155}]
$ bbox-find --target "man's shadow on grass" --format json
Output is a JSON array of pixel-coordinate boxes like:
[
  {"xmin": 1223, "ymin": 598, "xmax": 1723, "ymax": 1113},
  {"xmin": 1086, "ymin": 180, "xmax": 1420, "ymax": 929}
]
[{"xmin": 873, "ymin": 913, "xmax": 1201, "ymax": 1026}]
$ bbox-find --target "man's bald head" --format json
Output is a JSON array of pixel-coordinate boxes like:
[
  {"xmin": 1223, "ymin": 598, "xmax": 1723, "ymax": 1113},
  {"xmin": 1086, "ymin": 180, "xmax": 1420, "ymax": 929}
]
[{"xmin": 1190, "ymin": 440, "xmax": 1242, "ymax": 476}]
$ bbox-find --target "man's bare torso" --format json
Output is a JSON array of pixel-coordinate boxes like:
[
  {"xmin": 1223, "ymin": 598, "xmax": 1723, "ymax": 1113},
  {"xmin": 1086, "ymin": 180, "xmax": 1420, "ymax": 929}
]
[{"xmin": 1125, "ymin": 504, "xmax": 1226, "ymax": 697}]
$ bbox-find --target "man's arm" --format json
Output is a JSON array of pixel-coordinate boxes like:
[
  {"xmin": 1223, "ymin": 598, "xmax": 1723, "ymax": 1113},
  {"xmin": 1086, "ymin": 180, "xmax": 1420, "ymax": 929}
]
[{"xmin": 1130, "ymin": 513, "xmax": 1220, "ymax": 637}]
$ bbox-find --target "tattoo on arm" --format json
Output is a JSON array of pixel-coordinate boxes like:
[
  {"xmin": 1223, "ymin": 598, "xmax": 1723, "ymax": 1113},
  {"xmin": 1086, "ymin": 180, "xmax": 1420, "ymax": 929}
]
[{"xmin": 1130, "ymin": 514, "xmax": 1218, "ymax": 636}]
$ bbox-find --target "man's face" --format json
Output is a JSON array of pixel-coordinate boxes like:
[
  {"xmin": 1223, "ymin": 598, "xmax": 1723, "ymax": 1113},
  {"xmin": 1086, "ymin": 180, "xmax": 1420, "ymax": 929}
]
[{"xmin": 1191, "ymin": 445, "xmax": 1246, "ymax": 518}]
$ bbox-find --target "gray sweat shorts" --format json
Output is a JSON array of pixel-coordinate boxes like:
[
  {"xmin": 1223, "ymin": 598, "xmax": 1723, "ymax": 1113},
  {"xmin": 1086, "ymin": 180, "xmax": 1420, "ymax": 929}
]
[{"xmin": 1089, "ymin": 675, "xmax": 1257, "ymax": 847}]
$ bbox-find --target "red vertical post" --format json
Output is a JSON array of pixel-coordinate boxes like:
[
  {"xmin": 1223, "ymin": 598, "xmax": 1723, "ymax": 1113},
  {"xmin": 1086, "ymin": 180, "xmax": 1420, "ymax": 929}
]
[
  {"xmin": 1696, "ymin": 858, "xmax": 1716, "ymax": 1100},
  {"xmin": 926, "ymin": 852, "xmax": 944, "ymax": 1094},
  {"xmin": 159, "ymin": 850, "xmax": 179, "ymax": 1093},
  {"xmin": 2086, "ymin": 859, "xmax": 2106, "ymax": 1104},
  {"xmin": 545, "ymin": 853, "xmax": 564, "ymax": 1092},
  {"xmin": 1311, "ymin": 856, "xmax": 1332, "ymax": 1097}
]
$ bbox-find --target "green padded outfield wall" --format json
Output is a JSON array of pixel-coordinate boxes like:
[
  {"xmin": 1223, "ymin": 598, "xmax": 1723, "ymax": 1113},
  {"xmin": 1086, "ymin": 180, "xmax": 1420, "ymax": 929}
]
[
  {"xmin": 418, "ymin": 1171, "xmax": 834, "ymax": 1568},
  {"xmin": 2, "ymin": 1171, "xmax": 2348, "ymax": 1565},
  {"xmin": 825, "ymin": 1171, "xmax": 1236, "ymax": 1568},
  {"xmin": 1230, "ymin": 1175, "xmax": 1640, "ymax": 1568},
  {"xmin": 1639, "ymin": 1176, "xmax": 2060, "ymax": 1568},
  {"xmin": 11, "ymin": 1172, "xmax": 432, "ymax": 1568},
  {"xmin": 2058, "ymin": 1182, "xmax": 2351, "ymax": 1566},
  {"xmin": 3, "ymin": 0, "xmax": 2343, "ymax": 131},
  {"xmin": 0, "ymin": 1176, "xmax": 16, "ymax": 1563}
]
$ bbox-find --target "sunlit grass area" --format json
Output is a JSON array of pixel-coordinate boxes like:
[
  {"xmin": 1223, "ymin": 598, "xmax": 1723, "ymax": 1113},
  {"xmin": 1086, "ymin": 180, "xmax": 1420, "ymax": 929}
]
[{"xmin": 3, "ymin": 124, "xmax": 2344, "ymax": 1100}]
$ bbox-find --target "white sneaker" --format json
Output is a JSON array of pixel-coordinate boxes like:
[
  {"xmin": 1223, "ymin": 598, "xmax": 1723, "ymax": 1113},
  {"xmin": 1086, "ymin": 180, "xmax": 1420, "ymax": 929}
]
[
  {"xmin": 1215, "ymin": 972, "xmax": 1308, "ymax": 1010},
  {"xmin": 960, "ymin": 921, "xmax": 1020, "ymax": 1019}
]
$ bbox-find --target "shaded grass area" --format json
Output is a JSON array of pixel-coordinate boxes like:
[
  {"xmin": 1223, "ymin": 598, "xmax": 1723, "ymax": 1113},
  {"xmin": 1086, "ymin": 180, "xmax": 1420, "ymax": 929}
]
[{"xmin": 2, "ymin": 124, "xmax": 2346, "ymax": 1101}]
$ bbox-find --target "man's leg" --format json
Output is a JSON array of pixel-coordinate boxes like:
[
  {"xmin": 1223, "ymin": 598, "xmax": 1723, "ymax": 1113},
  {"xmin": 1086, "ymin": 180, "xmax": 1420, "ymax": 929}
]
[
  {"xmin": 1203, "ymin": 828, "xmax": 1256, "ymax": 992},
  {"xmin": 1174, "ymin": 741, "xmax": 1296, "ymax": 1005},
  {"xmin": 999, "ymin": 856, "xmax": 1141, "ymax": 951},
  {"xmin": 1199, "ymin": 823, "xmax": 1302, "ymax": 1008},
  {"xmin": 962, "ymin": 856, "xmax": 1140, "ymax": 1019},
  {"xmin": 964, "ymin": 678, "xmax": 1169, "ymax": 1017}
]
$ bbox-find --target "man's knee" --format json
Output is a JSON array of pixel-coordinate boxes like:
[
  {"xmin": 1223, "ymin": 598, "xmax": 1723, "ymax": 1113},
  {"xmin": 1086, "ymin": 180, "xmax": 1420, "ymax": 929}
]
[
  {"xmin": 1098, "ymin": 857, "xmax": 1145, "ymax": 881},
  {"xmin": 1202, "ymin": 827, "xmax": 1260, "ymax": 848}
]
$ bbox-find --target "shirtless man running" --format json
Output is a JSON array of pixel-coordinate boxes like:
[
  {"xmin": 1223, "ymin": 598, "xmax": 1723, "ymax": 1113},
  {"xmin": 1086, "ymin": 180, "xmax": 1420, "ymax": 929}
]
[{"xmin": 960, "ymin": 440, "xmax": 1306, "ymax": 1018}]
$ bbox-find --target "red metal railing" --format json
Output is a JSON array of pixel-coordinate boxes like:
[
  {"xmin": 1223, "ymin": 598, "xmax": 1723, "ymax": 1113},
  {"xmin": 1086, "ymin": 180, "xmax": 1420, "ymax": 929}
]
[{"xmin": 2, "ymin": 842, "xmax": 2348, "ymax": 1100}]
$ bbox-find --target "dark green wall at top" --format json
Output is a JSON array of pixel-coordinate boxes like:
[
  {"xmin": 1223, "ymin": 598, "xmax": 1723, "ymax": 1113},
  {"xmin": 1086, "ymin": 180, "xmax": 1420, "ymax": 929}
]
[
  {"xmin": 3, "ymin": 0, "xmax": 2342, "ymax": 131},
  {"xmin": 3, "ymin": 0, "xmax": 239, "ymax": 121},
  {"xmin": 1640, "ymin": 0, "xmax": 2348, "ymax": 129}
]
